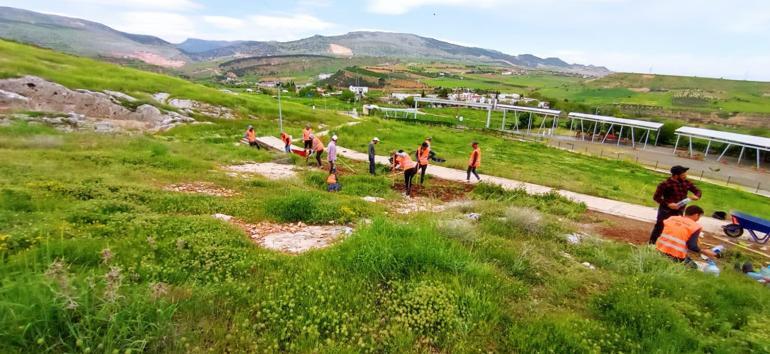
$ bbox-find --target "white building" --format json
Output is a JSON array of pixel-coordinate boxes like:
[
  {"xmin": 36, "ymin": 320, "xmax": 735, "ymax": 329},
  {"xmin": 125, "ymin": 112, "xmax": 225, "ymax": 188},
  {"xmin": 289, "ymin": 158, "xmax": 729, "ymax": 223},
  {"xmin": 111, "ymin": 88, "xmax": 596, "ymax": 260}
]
[
  {"xmin": 391, "ymin": 93, "xmax": 420, "ymax": 101},
  {"xmin": 349, "ymin": 86, "xmax": 369, "ymax": 96}
]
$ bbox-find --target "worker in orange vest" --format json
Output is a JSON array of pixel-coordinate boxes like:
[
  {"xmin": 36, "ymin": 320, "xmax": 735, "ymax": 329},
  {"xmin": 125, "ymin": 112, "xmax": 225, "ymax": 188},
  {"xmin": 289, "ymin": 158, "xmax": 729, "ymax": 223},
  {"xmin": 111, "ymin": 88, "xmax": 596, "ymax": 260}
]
[
  {"xmin": 245, "ymin": 125, "xmax": 260, "ymax": 149},
  {"xmin": 417, "ymin": 141, "xmax": 430, "ymax": 185},
  {"xmin": 280, "ymin": 131, "xmax": 292, "ymax": 153},
  {"xmin": 302, "ymin": 124, "xmax": 313, "ymax": 156},
  {"xmin": 467, "ymin": 141, "xmax": 481, "ymax": 182},
  {"xmin": 327, "ymin": 167, "xmax": 341, "ymax": 192},
  {"xmin": 309, "ymin": 135, "xmax": 325, "ymax": 168},
  {"xmin": 656, "ymin": 205, "xmax": 717, "ymax": 267},
  {"xmin": 393, "ymin": 149, "xmax": 418, "ymax": 197}
]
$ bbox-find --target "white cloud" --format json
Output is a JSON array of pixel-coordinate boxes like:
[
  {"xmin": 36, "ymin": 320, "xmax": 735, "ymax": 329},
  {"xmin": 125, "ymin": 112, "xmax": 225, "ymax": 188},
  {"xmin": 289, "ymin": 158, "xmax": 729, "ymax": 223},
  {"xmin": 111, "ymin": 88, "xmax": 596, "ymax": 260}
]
[
  {"xmin": 203, "ymin": 15, "xmax": 245, "ymax": 30},
  {"xmin": 544, "ymin": 49, "xmax": 770, "ymax": 81},
  {"xmin": 112, "ymin": 12, "xmax": 197, "ymax": 42},
  {"xmin": 240, "ymin": 14, "xmax": 335, "ymax": 41},
  {"xmin": 61, "ymin": 0, "xmax": 202, "ymax": 11},
  {"xmin": 366, "ymin": 0, "xmax": 626, "ymax": 15}
]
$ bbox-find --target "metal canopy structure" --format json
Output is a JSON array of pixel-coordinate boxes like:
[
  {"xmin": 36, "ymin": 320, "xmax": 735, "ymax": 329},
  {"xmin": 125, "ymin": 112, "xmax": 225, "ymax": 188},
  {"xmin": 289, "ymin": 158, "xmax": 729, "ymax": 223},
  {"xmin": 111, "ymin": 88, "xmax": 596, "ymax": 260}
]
[
  {"xmin": 379, "ymin": 107, "xmax": 419, "ymax": 119},
  {"xmin": 567, "ymin": 112, "xmax": 664, "ymax": 149},
  {"xmin": 496, "ymin": 104, "xmax": 561, "ymax": 135},
  {"xmin": 674, "ymin": 126, "xmax": 770, "ymax": 168},
  {"xmin": 414, "ymin": 97, "xmax": 562, "ymax": 135}
]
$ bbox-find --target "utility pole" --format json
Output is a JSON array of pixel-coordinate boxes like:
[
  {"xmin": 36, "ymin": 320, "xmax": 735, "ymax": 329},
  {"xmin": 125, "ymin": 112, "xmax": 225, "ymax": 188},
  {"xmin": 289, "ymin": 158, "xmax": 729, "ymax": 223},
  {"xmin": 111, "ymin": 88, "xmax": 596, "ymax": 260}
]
[{"xmin": 277, "ymin": 82, "xmax": 283, "ymax": 133}]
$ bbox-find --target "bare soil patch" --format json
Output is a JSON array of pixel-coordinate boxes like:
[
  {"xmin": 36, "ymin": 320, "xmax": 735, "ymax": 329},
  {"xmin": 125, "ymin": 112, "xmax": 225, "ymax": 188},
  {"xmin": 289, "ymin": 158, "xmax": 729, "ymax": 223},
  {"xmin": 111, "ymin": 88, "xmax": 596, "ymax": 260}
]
[
  {"xmin": 213, "ymin": 214, "xmax": 353, "ymax": 254},
  {"xmin": 225, "ymin": 162, "xmax": 297, "ymax": 180},
  {"xmin": 164, "ymin": 182, "xmax": 237, "ymax": 197},
  {"xmin": 579, "ymin": 211, "xmax": 769, "ymax": 259},
  {"xmin": 387, "ymin": 177, "xmax": 474, "ymax": 214}
]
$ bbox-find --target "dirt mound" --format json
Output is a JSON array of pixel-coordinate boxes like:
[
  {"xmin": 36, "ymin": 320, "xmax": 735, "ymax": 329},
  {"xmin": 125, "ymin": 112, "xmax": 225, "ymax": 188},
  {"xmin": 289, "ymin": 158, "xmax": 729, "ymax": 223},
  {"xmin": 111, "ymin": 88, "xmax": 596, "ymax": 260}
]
[
  {"xmin": 164, "ymin": 182, "xmax": 237, "ymax": 197},
  {"xmin": 0, "ymin": 76, "xmax": 194, "ymax": 132},
  {"xmin": 225, "ymin": 163, "xmax": 297, "ymax": 180},
  {"xmin": 213, "ymin": 214, "xmax": 353, "ymax": 253}
]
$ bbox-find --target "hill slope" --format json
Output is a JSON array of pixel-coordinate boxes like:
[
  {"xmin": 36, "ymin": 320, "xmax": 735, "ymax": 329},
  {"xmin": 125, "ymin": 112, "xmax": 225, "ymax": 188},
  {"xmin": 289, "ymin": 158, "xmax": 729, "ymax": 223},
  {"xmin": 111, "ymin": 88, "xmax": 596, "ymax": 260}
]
[
  {"xmin": 0, "ymin": 7, "xmax": 608, "ymax": 76},
  {"xmin": 0, "ymin": 6, "xmax": 188, "ymax": 67},
  {"xmin": 188, "ymin": 32, "xmax": 611, "ymax": 76}
]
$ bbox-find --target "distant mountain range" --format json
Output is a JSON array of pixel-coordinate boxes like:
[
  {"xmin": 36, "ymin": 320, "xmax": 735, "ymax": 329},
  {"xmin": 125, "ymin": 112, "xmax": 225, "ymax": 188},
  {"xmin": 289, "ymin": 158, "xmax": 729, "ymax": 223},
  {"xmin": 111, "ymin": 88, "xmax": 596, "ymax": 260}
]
[{"xmin": 0, "ymin": 6, "xmax": 610, "ymax": 76}]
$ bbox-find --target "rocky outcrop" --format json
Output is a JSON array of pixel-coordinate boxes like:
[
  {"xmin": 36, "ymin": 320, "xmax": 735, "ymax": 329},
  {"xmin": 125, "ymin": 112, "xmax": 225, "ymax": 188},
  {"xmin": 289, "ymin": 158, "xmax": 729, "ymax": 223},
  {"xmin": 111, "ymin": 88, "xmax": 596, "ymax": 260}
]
[
  {"xmin": 153, "ymin": 92, "xmax": 235, "ymax": 119},
  {"xmin": 0, "ymin": 76, "xmax": 194, "ymax": 132}
]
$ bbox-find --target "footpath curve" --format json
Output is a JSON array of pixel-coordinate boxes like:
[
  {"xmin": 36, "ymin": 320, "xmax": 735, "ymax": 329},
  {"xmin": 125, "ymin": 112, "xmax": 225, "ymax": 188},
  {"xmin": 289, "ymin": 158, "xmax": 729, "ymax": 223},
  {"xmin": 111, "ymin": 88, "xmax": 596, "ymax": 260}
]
[{"xmin": 258, "ymin": 136, "xmax": 728, "ymax": 235}]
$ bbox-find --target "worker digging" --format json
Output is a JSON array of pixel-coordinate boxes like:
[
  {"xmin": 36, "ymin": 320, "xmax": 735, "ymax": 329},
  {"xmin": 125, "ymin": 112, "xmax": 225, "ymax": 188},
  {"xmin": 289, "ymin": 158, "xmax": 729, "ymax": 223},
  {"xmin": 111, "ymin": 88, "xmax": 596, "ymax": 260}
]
[
  {"xmin": 655, "ymin": 205, "xmax": 718, "ymax": 268},
  {"xmin": 392, "ymin": 149, "xmax": 418, "ymax": 197}
]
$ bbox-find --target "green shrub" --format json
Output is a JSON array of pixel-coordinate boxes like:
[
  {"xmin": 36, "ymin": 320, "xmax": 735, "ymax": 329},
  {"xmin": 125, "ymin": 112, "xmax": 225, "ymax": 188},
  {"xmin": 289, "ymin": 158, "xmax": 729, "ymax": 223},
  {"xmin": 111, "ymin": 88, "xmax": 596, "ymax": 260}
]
[
  {"xmin": 382, "ymin": 281, "xmax": 464, "ymax": 342},
  {"xmin": 473, "ymin": 183, "xmax": 586, "ymax": 219},
  {"xmin": 265, "ymin": 191, "xmax": 354, "ymax": 224},
  {"xmin": 0, "ymin": 189, "xmax": 36, "ymax": 212}
]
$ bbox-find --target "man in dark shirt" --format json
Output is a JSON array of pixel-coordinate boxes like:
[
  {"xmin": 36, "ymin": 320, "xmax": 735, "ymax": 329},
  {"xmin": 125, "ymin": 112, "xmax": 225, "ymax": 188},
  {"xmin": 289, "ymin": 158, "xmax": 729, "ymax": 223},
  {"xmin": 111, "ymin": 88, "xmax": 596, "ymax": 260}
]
[
  {"xmin": 649, "ymin": 165, "xmax": 702, "ymax": 244},
  {"xmin": 368, "ymin": 137, "xmax": 379, "ymax": 175}
]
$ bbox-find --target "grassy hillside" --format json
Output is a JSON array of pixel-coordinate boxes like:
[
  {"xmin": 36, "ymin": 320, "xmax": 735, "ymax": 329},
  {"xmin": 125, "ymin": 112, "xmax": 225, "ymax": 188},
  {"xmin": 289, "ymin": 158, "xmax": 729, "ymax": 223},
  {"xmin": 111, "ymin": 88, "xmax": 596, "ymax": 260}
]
[
  {"xmin": 0, "ymin": 40, "xmax": 349, "ymax": 131},
  {"xmin": 423, "ymin": 69, "xmax": 770, "ymax": 122},
  {"xmin": 2, "ymin": 39, "xmax": 770, "ymax": 353}
]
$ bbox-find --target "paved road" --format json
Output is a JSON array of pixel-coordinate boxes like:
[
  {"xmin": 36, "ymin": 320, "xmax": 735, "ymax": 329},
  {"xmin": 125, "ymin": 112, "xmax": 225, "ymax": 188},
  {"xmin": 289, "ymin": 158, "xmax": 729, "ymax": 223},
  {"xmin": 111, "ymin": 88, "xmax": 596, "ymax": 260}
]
[{"xmin": 258, "ymin": 135, "xmax": 728, "ymax": 235}]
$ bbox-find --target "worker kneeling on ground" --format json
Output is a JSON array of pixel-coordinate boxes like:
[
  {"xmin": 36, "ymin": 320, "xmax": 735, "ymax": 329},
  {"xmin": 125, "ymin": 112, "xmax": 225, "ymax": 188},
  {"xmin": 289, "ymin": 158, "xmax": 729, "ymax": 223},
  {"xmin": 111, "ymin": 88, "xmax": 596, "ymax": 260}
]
[
  {"xmin": 327, "ymin": 167, "xmax": 341, "ymax": 192},
  {"xmin": 392, "ymin": 150, "xmax": 418, "ymax": 197},
  {"xmin": 656, "ymin": 205, "xmax": 717, "ymax": 267}
]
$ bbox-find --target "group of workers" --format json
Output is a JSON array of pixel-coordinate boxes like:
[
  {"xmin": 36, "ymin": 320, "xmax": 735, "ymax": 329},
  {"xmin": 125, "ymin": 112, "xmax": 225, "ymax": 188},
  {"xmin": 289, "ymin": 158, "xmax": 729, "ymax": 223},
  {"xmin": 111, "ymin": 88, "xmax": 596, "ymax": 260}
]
[
  {"xmin": 649, "ymin": 165, "xmax": 718, "ymax": 266},
  {"xmin": 249, "ymin": 124, "xmax": 732, "ymax": 272},
  {"xmin": 247, "ymin": 124, "xmax": 483, "ymax": 197}
]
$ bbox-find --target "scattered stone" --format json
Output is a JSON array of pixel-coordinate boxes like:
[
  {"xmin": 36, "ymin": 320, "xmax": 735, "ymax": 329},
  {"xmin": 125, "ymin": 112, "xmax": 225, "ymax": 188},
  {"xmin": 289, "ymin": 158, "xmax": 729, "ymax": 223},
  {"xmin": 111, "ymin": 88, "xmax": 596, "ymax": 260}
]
[
  {"xmin": 225, "ymin": 163, "xmax": 296, "ymax": 180},
  {"xmin": 362, "ymin": 196, "xmax": 383, "ymax": 203},
  {"xmin": 581, "ymin": 262, "xmax": 596, "ymax": 270},
  {"xmin": 103, "ymin": 90, "xmax": 137, "ymax": 102},
  {"xmin": 212, "ymin": 215, "xmax": 354, "ymax": 254},
  {"xmin": 165, "ymin": 182, "xmax": 238, "ymax": 197},
  {"xmin": 566, "ymin": 233, "xmax": 587, "ymax": 245},
  {"xmin": 152, "ymin": 92, "xmax": 170, "ymax": 104},
  {"xmin": 465, "ymin": 213, "xmax": 481, "ymax": 221},
  {"xmin": 213, "ymin": 213, "xmax": 233, "ymax": 222}
]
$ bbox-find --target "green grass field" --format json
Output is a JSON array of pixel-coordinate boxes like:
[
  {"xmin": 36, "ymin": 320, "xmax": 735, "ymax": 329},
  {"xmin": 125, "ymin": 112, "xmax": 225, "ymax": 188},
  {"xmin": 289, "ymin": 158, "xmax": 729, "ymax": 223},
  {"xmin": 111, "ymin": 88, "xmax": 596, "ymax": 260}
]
[
  {"xmin": 2, "ymin": 39, "xmax": 770, "ymax": 353},
  {"xmin": 337, "ymin": 118, "xmax": 770, "ymax": 219}
]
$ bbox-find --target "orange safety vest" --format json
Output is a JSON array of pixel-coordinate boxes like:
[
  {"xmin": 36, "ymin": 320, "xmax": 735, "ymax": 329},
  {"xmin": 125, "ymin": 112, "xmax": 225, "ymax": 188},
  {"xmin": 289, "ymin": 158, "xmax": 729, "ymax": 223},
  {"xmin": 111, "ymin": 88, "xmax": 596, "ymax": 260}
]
[
  {"xmin": 656, "ymin": 216, "xmax": 702, "ymax": 260},
  {"xmin": 246, "ymin": 130, "xmax": 256, "ymax": 142},
  {"xmin": 469, "ymin": 148, "xmax": 481, "ymax": 167},
  {"xmin": 397, "ymin": 154, "xmax": 417, "ymax": 170},
  {"xmin": 303, "ymin": 128, "xmax": 312, "ymax": 140},
  {"xmin": 281, "ymin": 132, "xmax": 291, "ymax": 145},
  {"xmin": 418, "ymin": 146, "xmax": 430, "ymax": 166},
  {"xmin": 312, "ymin": 137, "xmax": 325, "ymax": 152}
]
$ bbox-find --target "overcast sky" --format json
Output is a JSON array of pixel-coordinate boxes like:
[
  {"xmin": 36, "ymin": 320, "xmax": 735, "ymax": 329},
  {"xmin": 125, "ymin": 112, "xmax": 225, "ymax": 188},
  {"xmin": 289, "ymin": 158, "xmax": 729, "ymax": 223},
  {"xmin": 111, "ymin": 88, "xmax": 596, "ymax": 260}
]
[{"xmin": 3, "ymin": 0, "xmax": 770, "ymax": 81}]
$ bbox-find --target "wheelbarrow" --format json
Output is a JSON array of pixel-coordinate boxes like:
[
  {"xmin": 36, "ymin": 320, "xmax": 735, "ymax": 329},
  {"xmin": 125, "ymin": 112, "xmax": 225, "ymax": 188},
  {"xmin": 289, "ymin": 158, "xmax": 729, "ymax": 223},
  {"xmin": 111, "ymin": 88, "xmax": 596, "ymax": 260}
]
[{"xmin": 723, "ymin": 211, "xmax": 770, "ymax": 244}]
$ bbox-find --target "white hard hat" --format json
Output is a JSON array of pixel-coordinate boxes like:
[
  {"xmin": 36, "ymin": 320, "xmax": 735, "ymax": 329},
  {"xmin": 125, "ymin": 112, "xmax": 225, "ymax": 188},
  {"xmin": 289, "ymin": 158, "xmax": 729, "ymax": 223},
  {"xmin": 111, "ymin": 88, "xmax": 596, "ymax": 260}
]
[
  {"xmin": 332, "ymin": 135, "xmax": 338, "ymax": 141},
  {"xmin": 373, "ymin": 137, "xmax": 380, "ymax": 142}
]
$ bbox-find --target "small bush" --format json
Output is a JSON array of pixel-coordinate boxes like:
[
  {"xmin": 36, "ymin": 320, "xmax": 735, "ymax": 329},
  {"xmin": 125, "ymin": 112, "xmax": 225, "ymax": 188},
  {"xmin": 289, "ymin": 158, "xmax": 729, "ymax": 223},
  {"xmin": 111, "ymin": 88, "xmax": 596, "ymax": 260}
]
[
  {"xmin": 382, "ymin": 281, "xmax": 464, "ymax": 342},
  {"xmin": 473, "ymin": 183, "xmax": 586, "ymax": 219},
  {"xmin": 266, "ymin": 191, "xmax": 352, "ymax": 224},
  {"xmin": 0, "ymin": 189, "xmax": 36, "ymax": 212}
]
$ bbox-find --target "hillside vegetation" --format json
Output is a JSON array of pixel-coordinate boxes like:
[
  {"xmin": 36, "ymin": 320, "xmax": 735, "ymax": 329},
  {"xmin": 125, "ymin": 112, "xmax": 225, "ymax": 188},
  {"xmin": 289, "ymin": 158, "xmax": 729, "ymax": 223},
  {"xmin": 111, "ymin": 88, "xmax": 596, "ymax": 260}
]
[{"xmin": 1, "ymin": 39, "xmax": 770, "ymax": 353}]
